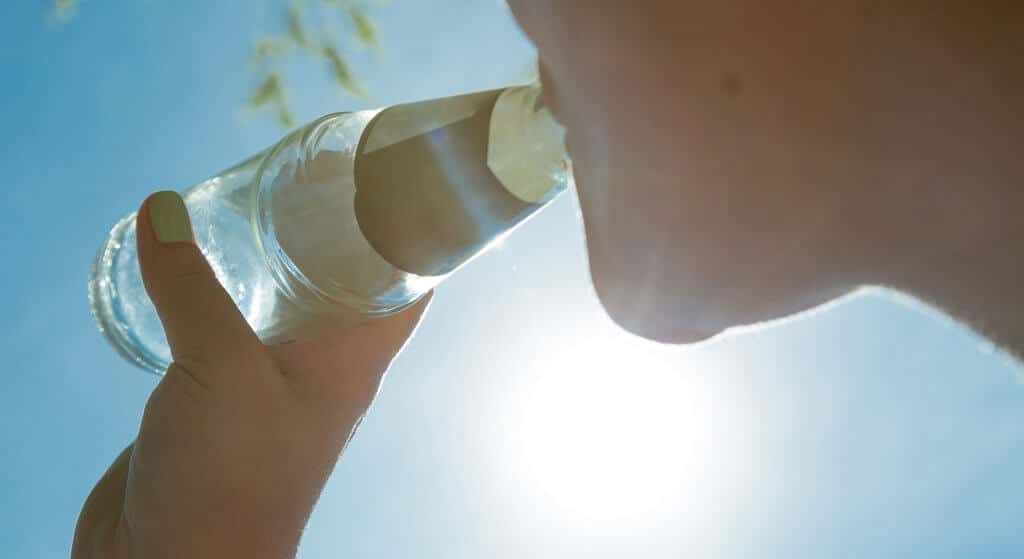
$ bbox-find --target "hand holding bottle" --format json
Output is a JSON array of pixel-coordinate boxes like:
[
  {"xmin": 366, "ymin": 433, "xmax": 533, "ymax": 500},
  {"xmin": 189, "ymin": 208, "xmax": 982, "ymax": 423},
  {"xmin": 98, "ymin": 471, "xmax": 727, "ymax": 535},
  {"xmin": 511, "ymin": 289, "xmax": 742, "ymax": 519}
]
[{"xmin": 73, "ymin": 192, "xmax": 430, "ymax": 559}]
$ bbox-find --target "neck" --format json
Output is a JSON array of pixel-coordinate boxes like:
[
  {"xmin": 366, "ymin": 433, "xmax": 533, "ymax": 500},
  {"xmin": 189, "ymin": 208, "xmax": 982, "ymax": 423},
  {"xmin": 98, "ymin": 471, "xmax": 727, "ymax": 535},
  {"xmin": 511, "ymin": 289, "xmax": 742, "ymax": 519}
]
[
  {"xmin": 876, "ymin": 157, "xmax": 1024, "ymax": 358},
  {"xmin": 849, "ymin": 23, "xmax": 1024, "ymax": 359},
  {"xmin": 900, "ymin": 214, "xmax": 1024, "ymax": 358}
]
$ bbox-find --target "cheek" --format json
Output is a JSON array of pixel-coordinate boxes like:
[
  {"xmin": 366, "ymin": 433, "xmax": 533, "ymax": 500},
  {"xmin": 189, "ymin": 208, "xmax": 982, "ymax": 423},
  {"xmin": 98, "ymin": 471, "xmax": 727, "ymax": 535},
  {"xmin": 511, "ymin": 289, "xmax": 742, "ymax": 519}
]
[{"xmin": 541, "ymin": 6, "xmax": 870, "ymax": 335}]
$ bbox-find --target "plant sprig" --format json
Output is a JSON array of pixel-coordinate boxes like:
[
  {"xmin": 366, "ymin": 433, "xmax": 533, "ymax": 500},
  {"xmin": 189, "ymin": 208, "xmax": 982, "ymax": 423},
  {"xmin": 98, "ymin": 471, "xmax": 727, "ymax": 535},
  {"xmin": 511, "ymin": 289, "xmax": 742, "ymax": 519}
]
[
  {"xmin": 51, "ymin": 0, "xmax": 382, "ymax": 129},
  {"xmin": 249, "ymin": 0, "xmax": 382, "ymax": 128},
  {"xmin": 51, "ymin": 0, "xmax": 79, "ymax": 22}
]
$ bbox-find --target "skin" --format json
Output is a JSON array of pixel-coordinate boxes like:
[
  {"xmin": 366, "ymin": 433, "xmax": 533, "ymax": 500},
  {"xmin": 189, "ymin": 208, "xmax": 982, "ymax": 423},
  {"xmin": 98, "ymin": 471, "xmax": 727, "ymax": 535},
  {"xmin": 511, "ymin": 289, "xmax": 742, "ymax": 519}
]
[
  {"xmin": 76, "ymin": 3, "xmax": 1023, "ymax": 558},
  {"xmin": 73, "ymin": 193, "xmax": 430, "ymax": 558}
]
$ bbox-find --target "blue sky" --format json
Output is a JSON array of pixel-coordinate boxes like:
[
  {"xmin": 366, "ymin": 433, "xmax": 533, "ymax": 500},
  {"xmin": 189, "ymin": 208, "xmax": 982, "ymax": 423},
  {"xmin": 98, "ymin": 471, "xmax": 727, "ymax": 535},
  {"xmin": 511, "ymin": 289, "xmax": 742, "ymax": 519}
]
[{"xmin": 2, "ymin": 2, "xmax": 1023, "ymax": 558}]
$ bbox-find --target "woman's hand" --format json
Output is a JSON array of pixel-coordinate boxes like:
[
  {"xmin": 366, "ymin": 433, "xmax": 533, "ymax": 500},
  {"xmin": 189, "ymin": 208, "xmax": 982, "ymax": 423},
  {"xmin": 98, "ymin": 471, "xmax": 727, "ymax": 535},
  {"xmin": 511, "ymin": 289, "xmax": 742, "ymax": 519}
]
[{"xmin": 73, "ymin": 191, "xmax": 430, "ymax": 559}]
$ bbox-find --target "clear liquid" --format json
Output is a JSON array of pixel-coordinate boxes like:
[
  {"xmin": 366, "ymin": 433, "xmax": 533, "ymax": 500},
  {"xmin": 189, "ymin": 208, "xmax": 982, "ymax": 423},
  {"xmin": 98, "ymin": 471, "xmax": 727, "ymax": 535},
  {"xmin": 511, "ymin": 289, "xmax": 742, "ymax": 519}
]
[
  {"xmin": 91, "ymin": 141, "xmax": 422, "ymax": 374},
  {"xmin": 90, "ymin": 154, "xmax": 281, "ymax": 370}
]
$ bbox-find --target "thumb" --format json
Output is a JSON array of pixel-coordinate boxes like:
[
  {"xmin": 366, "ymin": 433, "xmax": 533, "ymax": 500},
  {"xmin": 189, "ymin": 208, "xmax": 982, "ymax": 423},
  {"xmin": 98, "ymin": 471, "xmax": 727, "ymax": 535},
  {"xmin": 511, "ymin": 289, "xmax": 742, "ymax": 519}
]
[{"xmin": 137, "ymin": 191, "xmax": 263, "ymax": 378}]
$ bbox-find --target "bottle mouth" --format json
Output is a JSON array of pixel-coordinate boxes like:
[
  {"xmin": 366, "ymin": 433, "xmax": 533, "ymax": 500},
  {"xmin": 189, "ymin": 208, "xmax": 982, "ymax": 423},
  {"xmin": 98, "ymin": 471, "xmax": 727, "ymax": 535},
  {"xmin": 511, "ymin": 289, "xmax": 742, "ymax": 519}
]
[
  {"xmin": 486, "ymin": 83, "xmax": 571, "ymax": 204},
  {"xmin": 89, "ymin": 216, "xmax": 169, "ymax": 376}
]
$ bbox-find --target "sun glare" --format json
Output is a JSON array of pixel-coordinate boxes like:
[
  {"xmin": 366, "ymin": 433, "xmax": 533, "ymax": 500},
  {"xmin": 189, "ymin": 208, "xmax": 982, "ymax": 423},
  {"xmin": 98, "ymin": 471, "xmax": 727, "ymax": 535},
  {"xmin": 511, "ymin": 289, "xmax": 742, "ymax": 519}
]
[{"xmin": 508, "ymin": 339, "xmax": 725, "ymax": 524}]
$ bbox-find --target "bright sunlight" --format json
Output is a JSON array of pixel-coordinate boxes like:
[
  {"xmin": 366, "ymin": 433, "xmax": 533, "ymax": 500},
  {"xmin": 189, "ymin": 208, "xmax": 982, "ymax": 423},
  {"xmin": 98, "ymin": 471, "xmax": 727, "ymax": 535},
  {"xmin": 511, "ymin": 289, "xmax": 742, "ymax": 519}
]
[{"xmin": 504, "ymin": 334, "xmax": 733, "ymax": 525}]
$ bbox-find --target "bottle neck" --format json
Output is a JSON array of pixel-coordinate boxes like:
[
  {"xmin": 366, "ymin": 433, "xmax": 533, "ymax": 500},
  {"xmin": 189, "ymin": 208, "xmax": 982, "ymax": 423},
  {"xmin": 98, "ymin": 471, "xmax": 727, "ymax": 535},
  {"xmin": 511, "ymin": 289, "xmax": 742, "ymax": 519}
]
[
  {"xmin": 351, "ymin": 82, "xmax": 572, "ymax": 278},
  {"xmin": 255, "ymin": 83, "xmax": 573, "ymax": 311}
]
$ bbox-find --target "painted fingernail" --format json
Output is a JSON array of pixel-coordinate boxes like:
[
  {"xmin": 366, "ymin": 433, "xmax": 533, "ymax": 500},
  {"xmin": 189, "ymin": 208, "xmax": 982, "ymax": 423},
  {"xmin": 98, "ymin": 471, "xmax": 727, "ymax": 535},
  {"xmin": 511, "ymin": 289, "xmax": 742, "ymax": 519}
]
[{"xmin": 149, "ymin": 191, "xmax": 194, "ymax": 244}]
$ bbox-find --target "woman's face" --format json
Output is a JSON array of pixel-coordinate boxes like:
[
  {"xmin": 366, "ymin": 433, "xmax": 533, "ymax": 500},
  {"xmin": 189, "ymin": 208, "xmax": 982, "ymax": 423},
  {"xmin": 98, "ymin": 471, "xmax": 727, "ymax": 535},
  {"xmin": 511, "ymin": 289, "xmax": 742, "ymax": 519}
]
[{"xmin": 508, "ymin": 1, "xmax": 890, "ymax": 342}]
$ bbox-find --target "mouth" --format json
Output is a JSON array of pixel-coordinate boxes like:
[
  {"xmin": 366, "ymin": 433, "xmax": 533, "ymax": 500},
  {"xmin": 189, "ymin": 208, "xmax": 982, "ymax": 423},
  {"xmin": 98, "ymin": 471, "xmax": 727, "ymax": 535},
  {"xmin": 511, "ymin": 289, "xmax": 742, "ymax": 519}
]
[{"xmin": 537, "ymin": 59, "xmax": 567, "ymax": 128}]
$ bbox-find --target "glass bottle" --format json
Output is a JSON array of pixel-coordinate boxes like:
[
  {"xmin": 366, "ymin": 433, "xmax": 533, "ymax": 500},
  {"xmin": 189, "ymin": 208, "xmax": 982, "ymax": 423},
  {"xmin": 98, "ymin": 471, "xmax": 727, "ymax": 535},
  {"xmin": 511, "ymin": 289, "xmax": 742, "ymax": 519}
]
[{"xmin": 89, "ymin": 83, "xmax": 571, "ymax": 374}]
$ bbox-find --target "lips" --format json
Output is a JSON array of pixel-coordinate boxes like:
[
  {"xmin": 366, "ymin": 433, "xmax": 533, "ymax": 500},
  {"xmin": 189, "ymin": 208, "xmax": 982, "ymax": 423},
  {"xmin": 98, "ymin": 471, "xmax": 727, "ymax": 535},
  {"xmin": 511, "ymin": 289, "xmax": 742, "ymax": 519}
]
[{"xmin": 537, "ymin": 59, "xmax": 567, "ymax": 127}]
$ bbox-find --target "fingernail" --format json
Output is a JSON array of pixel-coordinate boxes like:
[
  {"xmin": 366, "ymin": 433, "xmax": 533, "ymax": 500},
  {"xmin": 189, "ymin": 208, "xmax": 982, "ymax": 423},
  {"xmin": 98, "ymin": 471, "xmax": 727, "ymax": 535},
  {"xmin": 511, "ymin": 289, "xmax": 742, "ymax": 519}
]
[{"xmin": 149, "ymin": 191, "xmax": 194, "ymax": 244}]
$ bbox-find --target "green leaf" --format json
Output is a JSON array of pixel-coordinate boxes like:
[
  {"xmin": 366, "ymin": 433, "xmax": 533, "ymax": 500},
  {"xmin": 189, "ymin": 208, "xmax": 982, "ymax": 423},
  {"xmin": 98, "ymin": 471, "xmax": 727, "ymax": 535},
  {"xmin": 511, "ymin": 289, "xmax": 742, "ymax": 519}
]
[
  {"xmin": 253, "ymin": 36, "xmax": 293, "ymax": 59},
  {"xmin": 348, "ymin": 8, "xmax": 377, "ymax": 46},
  {"xmin": 276, "ymin": 102, "xmax": 296, "ymax": 128},
  {"xmin": 248, "ymin": 74, "xmax": 282, "ymax": 109},
  {"xmin": 287, "ymin": 6, "xmax": 310, "ymax": 48},
  {"xmin": 52, "ymin": 0, "xmax": 78, "ymax": 22},
  {"xmin": 323, "ymin": 45, "xmax": 362, "ymax": 95}
]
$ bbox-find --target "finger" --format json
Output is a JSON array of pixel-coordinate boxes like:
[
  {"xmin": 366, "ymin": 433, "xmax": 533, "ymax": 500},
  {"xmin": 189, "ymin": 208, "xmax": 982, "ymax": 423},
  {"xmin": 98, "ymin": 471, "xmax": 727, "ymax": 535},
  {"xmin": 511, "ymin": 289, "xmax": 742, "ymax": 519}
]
[
  {"xmin": 270, "ymin": 293, "xmax": 433, "ymax": 409},
  {"xmin": 72, "ymin": 444, "xmax": 133, "ymax": 559},
  {"xmin": 137, "ymin": 192, "xmax": 264, "ymax": 378}
]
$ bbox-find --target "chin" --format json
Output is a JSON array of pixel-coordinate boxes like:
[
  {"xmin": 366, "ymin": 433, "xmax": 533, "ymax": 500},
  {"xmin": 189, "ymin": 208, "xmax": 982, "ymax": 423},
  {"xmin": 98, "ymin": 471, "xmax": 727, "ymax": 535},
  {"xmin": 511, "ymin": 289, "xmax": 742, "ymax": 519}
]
[
  {"xmin": 604, "ymin": 306, "xmax": 721, "ymax": 345},
  {"xmin": 590, "ymin": 278, "xmax": 722, "ymax": 345}
]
